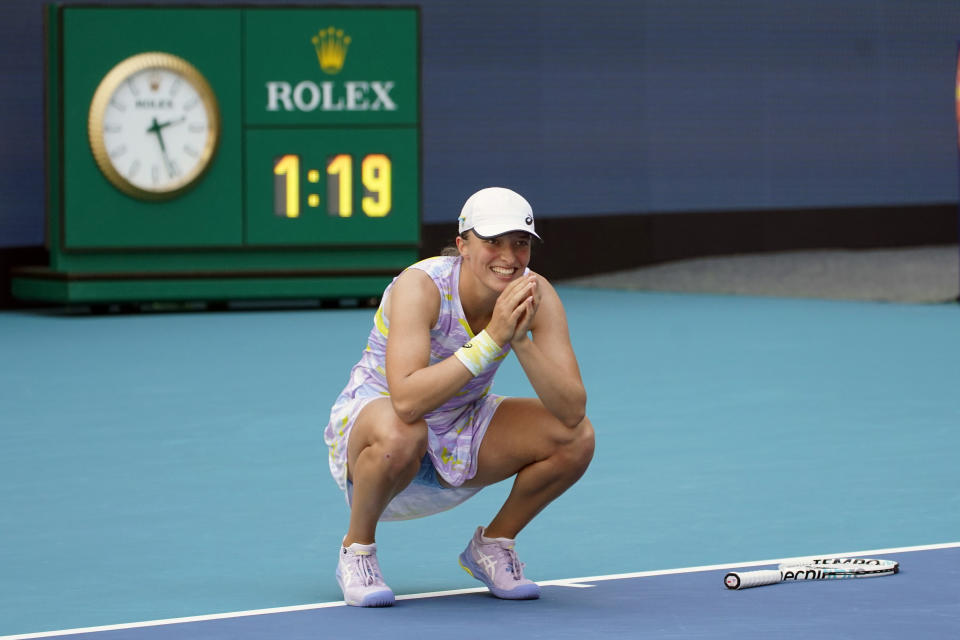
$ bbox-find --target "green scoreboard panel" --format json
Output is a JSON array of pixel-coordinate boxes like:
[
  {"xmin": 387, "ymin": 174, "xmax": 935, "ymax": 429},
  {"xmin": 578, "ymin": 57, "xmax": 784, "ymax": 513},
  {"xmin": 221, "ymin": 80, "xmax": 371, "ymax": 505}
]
[{"xmin": 12, "ymin": 5, "xmax": 420, "ymax": 305}]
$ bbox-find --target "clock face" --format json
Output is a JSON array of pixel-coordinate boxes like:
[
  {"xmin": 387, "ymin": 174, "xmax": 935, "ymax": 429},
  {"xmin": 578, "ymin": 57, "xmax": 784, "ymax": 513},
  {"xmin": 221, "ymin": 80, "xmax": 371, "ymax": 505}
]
[{"xmin": 88, "ymin": 52, "xmax": 220, "ymax": 200}]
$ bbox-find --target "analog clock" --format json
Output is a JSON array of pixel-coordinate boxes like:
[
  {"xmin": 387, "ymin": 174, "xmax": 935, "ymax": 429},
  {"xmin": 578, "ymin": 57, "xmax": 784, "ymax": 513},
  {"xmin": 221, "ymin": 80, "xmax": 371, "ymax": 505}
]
[{"xmin": 88, "ymin": 52, "xmax": 220, "ymax": 200}]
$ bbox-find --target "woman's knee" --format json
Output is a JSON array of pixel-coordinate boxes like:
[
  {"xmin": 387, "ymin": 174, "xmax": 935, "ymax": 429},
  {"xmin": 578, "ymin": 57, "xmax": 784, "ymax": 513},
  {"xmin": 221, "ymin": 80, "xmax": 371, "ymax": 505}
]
[
  {"xmin": 377, "ymin": 418, "xmax": 429, "ymax": 471},
  {"xmin": 349, "ymin": 402, "xmax": 428, "ymax": 479},
  {"xmin": 559, "ymin": 416, "xmax": 595, "ymax": 473}
]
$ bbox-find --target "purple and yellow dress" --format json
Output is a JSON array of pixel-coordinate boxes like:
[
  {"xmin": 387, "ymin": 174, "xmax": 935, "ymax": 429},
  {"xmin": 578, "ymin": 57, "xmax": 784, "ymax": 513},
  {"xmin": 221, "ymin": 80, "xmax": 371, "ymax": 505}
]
[{"xmin": 323, "ymin": 256, "xmax": 513, "ymax": 520}]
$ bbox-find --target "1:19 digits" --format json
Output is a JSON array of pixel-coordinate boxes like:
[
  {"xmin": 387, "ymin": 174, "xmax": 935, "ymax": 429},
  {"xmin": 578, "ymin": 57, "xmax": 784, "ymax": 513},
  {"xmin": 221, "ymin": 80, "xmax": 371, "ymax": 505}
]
[{"xmin": 273, "ymin": 153, "xmax": 391, "ymax": 219}]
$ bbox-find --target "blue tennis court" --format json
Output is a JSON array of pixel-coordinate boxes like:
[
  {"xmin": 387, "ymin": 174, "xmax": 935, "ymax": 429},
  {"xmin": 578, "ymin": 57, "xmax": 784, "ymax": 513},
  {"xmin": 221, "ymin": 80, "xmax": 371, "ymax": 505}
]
[{"xmin": 2, "ymin": 288, "xmax": 958, "ymax": 638}]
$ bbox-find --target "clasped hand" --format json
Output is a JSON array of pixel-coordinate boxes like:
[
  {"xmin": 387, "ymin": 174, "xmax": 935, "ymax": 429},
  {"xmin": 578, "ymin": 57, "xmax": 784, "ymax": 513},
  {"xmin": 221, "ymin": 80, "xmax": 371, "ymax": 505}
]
[{"xmin": 486, "ymin": 275, "xmax": 540, "ymax": 346}]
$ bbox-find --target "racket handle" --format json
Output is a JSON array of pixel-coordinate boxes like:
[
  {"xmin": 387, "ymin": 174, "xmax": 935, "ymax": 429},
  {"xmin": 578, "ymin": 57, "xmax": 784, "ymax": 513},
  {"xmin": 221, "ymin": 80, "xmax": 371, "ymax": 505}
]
[{"xmin": 724, "ymin": 569, "xmax": 782, "ymax": 590}]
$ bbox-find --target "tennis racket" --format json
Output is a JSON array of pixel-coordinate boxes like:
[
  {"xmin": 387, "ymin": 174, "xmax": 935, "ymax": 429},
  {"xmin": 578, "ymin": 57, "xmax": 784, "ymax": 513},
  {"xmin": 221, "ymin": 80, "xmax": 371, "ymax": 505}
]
[{"xmin": 724, "ymin": 557, "xmax": 899, "ymax": 590}]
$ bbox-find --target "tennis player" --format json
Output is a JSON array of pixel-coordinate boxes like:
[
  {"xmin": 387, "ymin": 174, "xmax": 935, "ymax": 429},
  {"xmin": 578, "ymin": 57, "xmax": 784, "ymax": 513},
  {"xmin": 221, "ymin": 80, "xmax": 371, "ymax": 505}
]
[{"xmin": 323, "ymin": 187, "xmax": 595, "ymax": 607}]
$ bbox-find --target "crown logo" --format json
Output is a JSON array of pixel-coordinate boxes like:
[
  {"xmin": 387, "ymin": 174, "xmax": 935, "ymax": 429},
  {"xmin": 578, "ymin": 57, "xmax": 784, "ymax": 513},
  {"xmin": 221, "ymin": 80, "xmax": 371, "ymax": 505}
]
[{"xmin": 311, "ymin": 26, "xmax": 351, "ymax": 74}]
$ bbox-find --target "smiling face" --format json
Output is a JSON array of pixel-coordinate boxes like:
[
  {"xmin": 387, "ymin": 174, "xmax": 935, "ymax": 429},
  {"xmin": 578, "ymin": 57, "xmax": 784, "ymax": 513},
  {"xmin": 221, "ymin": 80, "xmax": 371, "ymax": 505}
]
[{"xmin": 456, "ymin": 230, "xmax": 533, "ymax": 294}]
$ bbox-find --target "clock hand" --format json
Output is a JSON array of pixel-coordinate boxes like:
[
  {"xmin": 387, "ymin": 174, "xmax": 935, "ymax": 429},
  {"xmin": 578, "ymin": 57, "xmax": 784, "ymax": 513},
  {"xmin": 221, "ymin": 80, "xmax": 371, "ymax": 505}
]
[
  {"xmin": 156, "ymin": 115, "xmax": 187, "ymax": 129},
  {"xmin": 146, "ymin": 117, "xmax": 177, "ymax": 178},
  {"xmin": 146, "ymin": 117, "xmax": 168, "ymax": 152}
]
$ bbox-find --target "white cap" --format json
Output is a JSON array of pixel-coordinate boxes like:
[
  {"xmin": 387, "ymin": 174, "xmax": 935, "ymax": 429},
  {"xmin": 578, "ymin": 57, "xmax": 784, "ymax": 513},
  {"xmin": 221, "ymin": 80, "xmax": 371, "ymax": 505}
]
[{"xmin": 458, "ymin": 187, "xmax": 540, "ymax": 240}]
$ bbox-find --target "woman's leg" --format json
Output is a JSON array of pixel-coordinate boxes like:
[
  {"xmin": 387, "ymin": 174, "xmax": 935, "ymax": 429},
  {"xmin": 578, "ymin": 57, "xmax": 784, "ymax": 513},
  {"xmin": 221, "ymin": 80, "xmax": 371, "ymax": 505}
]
[
  {"xmin": 461, "ymin": 397, "xmax": 595, "ymax": 539},
  {"xmin": 343, "ymin": 397, "xmax": 428, "ymax": 545}
]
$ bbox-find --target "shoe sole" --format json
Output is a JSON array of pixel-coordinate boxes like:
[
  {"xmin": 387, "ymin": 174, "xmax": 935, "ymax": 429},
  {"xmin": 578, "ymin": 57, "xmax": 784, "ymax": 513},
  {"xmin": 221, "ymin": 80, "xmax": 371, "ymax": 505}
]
[
  {"xmin": 458, "ymin": 552, "xmax": 541, "ymax": 600},
  {"xmin": 337, "ymin": 574, "xmax": 396, "ymax": 607},
  {"xmin": 357, "ymin": 590, "xmax": 395, "ymax": 607}
]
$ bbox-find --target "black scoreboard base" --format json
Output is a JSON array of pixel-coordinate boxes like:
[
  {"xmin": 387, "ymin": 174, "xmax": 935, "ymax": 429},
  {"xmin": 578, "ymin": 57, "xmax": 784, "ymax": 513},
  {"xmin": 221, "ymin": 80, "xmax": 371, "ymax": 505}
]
[{"xmin": 10, "ymin": 266, "xmax": 394, "ymax": 308}]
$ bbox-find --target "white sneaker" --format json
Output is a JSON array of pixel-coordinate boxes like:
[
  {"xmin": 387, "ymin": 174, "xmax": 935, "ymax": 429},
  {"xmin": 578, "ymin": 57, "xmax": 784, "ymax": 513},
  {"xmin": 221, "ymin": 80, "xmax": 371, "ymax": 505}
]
[
  {"xmin": 458, "ymin": 526, "xmax": 540, "ymax": 599},
  {"xmin": 336, "ymin": 542, "xmax": 395, "ymax": 607}
]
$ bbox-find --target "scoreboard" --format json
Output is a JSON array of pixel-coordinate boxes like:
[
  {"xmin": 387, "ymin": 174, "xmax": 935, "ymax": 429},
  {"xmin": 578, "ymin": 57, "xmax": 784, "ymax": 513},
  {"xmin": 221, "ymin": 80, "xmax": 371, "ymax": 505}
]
[{"xmin": 12, "ymin": 5, "xmax": 420, "ymax": 305}]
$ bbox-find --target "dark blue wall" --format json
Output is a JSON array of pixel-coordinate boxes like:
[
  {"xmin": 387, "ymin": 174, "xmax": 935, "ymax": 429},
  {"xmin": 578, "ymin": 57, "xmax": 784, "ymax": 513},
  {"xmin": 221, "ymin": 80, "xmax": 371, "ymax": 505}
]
[{"xmin": 2, "ymin": 0, "xmax": 959, "ymax": 247}]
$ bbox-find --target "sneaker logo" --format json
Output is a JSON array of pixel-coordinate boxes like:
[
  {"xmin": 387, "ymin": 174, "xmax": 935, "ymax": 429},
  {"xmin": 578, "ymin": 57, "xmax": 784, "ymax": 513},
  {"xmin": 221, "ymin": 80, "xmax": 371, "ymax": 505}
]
[
  {"xmin": 342, "ymin": 563, "xmax": 358, "ymax": 587},
  {"xmin": 477, "ymin": 549, "xmax": 497, "ymax": 576}
]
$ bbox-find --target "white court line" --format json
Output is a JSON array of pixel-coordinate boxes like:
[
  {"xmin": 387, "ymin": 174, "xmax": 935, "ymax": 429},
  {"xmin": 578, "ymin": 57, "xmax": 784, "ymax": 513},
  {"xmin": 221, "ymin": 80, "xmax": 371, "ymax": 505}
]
[{"xmin": 4, "ymin": 541, "xmax": 957, "ymax": 640}]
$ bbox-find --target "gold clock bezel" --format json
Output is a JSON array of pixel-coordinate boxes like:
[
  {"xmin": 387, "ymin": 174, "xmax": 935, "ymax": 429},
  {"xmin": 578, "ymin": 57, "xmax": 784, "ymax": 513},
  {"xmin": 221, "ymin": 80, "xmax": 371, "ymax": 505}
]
[{"xmin": 88, "ymin": 52, "xmax": 221, "ymax": 201}]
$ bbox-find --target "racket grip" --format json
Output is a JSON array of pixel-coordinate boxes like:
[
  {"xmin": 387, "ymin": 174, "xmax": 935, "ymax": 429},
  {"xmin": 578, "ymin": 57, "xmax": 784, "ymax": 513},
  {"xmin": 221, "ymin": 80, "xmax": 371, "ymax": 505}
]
[{"xmin": 724, "ymin": 569, "xmax": 782, "ymax": 590}]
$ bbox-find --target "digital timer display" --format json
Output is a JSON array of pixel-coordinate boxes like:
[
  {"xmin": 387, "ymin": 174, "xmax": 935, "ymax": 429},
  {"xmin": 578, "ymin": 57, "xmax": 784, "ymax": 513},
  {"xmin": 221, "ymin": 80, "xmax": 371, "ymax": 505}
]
[
  {"xmin": 273, "ymin": 153, "xmax": 391, "ymax": 219},
  {"xmin": 244, "ymin": 126, "xmax": 417, "ymax": 247}
]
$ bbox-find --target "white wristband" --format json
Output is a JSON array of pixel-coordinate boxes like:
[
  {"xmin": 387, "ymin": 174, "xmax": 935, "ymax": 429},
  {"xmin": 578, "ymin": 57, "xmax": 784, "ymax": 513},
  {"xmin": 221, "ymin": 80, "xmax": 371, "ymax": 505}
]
[{"xmin": 453, "ymin": 329, "xmax": 502, "ymax": 376}]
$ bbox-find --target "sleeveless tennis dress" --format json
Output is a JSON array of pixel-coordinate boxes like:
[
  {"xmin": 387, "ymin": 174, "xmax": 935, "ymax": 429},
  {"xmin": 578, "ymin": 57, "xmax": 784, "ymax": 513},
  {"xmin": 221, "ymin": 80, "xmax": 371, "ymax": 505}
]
[{"xmin": 323, "ymin": 256, "xmax": 513, "ymax": 521}]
